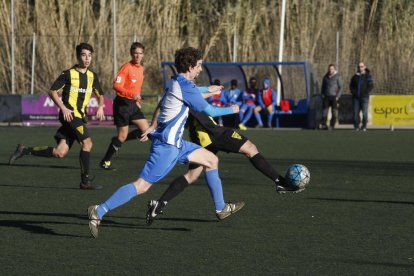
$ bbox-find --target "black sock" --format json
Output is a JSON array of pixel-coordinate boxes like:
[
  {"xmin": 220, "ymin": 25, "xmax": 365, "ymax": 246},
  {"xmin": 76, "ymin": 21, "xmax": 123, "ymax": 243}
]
[
  {"xmin": 28, "ymin": 146, "xmax": 54, "ymax": 157},
  {"xmin": 249, "ymin": 153, "xmax": 280, "ymax": 182},
  {"xmin": 158, "ymin": 175, "xmax": 189, "ymax": 203},
  {"xmin": 126, "ymin": 129, "xmax": 142, "ymax": 141},
  {"xmin": 80, "ymin": 150, "xmax": 90, "ymax": 182},
  {"xmin": 102, "ymin": 137, "xmax": 122, "ymax": 161}
]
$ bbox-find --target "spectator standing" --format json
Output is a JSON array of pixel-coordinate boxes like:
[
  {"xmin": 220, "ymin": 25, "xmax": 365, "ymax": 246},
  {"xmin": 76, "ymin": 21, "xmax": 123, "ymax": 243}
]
[
  {"xmin": 349, "ymin": 62, "xmax": 374, "ymax": 131},
  {"xmin": 321, "ymin": 64, "xmax": 343, "ymax": 130}
]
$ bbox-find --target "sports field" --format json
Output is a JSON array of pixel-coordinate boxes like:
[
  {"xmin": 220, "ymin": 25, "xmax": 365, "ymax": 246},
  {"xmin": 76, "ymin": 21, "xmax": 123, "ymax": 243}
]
[{"xmin": 1, "ymin": 126, "xmax": 413, "ymax": 275}]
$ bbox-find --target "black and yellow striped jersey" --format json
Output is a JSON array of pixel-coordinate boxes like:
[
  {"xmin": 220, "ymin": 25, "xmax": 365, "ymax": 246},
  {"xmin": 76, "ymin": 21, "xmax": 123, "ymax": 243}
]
[{"xmin": 50, "ymin": 65, "xmax": 104, "ymax": 119}]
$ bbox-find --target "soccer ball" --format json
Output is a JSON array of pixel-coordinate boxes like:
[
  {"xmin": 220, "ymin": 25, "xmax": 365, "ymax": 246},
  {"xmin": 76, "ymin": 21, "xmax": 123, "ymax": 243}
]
[{"xmin": 285, "ymin": 164, "xmax": 310, "ymax": 188}]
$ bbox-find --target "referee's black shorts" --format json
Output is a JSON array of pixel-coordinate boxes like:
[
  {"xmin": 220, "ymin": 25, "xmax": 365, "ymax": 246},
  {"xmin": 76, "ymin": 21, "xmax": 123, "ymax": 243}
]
[{"xmin": 113, "ymin": 96, "xmax": 146, "ymax": 127}]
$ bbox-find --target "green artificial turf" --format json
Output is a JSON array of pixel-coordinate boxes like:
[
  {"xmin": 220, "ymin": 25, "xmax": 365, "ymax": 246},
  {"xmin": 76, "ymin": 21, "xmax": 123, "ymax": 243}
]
[{"xmin": 1, "ymin": 126, "xmax": 413, "ymax": 275}]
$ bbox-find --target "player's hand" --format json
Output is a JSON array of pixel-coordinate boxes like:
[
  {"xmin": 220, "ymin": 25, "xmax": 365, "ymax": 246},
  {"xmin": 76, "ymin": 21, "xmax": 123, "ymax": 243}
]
[
  {"xmin": 208, "ymin": 85, "xmax": 224, "ymax": 93},
  {"xmin": 133, "ymin": 94, "xmax": 142, "ymax": 101},
  {"xmin": 230, "ymin": 104, "xmax": 240, "ymax": 113},
  {"xmin": 61, "ymin": 106, "xmax": 74, "ymax": 122},
  {"xmin": 96, "ymin": 106, "xmax": 105, "ymax": 120},
  {"xmin": 140, "ymin": 126, "xmax": 155, "ymax": 142}
]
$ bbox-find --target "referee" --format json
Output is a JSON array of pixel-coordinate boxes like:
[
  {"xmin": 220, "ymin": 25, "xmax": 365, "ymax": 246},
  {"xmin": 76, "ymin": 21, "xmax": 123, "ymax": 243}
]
[
  {"xmin": 100, "ymin": 42, "xmax": 149, "ymax": 170},
  {"xmin": 9, "ymin": 43, "xmax": 105, "ymax": 190}
]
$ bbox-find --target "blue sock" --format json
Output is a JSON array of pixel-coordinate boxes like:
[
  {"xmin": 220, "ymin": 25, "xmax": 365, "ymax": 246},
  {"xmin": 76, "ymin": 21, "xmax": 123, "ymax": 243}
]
[
  {"xmin": 268, "ymin": 113, "xmax": 274, "ymax": 126},
  {"xmin": 255, "ymin": 112, "xmax": 263, "ymax": 126},
  {"xmin": 96, "ymin": 183, "xmax": 138, "ymax": 219},
  {"xmin": 205, "ymin": 169, "xmax": 225, "ymax": 212},
  {"xmin": 242, "ymin": 107, "xmax": 253, "ymax": 125}
]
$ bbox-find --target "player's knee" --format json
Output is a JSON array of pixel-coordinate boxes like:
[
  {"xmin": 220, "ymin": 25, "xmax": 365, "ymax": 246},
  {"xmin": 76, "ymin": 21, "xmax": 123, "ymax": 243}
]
[
  {"xmin": 82, "ymin": 139, "xmax": 93, "ymax": 151},
  {"xmin": 117, "ymin": 130, "xmax": 128, "ymax": 143},
  {"xmin": 112, "ymin": 137, "xmax": 123, "ymax": 148},
  {"xmin": 185, "ymin": 171, "xmax": 201, "ymax": 184},
  {"xmin": 205, "ymin": 154, "xmax": 219, "ymax": 169},
  {"xmin": 240, "ymin": 140, "xmax": 259, "ymax": 158},
  {"xmin": 133, "ymin": 179, "xmax": 151, "ymax": 194},
  {"xmin": 54, "ymin": 148, "xmax": 68, "ymax": 158}
]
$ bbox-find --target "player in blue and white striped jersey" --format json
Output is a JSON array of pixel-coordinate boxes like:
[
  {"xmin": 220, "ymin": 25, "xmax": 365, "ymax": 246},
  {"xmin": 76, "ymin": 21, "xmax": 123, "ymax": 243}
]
[{"xmin": 87, "ymin": 47, "xmax": 245, "ymax": 238}]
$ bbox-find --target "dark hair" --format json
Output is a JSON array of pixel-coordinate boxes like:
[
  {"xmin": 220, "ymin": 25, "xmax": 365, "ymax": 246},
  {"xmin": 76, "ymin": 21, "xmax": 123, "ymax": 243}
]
[
  {"xmin": 76, "ymin": 43, "xmax": 94, "ymax": 57},
  {"xmin": 213, "ymin": 79, "xmax": 221, "ymax": 85},
  {"xmin": 328, "ymin": 64, "xmax": 335, "ymax": 68},
  {"xmin": 231, "ymin": 79, "xmax": 238, "ymax": 86},
  {"xmin": 130, "ymin": 42, "xmax": 145, "ymax": 55},
  {"xmin": 174, "ymin": 47, "xmax": 203, "ymax": 73}
]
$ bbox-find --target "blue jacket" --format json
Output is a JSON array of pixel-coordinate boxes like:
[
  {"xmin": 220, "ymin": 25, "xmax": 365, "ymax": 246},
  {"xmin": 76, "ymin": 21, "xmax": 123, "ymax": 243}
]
[
  {"xmin": 350, "ymin": 69, "xmax": 374, "ymax": 98},
  {"xmin": 221, "ymin": 88, "xmax": 242, "ymax": 106}
]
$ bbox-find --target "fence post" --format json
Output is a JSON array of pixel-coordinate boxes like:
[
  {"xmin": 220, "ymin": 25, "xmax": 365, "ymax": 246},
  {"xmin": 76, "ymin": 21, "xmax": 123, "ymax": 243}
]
[
  {"xmin": 11, "ymin": 0, "xmax": 15, "ymax": 94},
  {"xmin": 31, "ymin": 32, "xmax": 36, "ymax": 95}
]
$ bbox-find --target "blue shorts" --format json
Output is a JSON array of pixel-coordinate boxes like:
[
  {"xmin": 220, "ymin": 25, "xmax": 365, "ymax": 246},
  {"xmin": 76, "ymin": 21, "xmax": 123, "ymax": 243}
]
[{"xmin": 139, "ymin": 138, "xmax": 201, "ymax": 183}]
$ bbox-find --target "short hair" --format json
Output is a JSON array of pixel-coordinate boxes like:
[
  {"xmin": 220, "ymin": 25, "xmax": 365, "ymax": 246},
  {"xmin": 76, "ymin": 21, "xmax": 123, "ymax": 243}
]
[
  {"xmin": 328, "ymin": 64, "xmax": 335, "ymax": 68},
  {"xmin": 213, "ymin": 79, "xmax": 221, "ymax": 85},
  {"xmin": 130, "ymin": 42, "xmax": 145, "ymax": 55},
  {"xmin": 76, "ymin": 43, "xmax": 94, "ymax": 57},
  {"xmin": 174, "ymin": 47, "xmax": 203, "ymax": 73},
  {"xmin": 231, "ymin": 79, "xmax": 238, "ymax": 86}
]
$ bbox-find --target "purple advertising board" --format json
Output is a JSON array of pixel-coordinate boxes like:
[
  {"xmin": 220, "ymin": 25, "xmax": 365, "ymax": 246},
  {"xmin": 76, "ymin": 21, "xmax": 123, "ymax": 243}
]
[{"xmin": 21, "ymin": 94, "xmax": 114, "ymax": 125}]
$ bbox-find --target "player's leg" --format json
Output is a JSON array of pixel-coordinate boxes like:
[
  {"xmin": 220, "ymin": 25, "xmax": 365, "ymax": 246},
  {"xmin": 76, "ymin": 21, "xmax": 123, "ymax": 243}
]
[
  {"xmin": 239, "ymin": 139, "xmax": 304, "ymax": 193},
  {"xmin": 266, "ymin": 105, "xmax": 274, "ymax": 128},
  {"xmin": 126, "ymin": 118, "xmax": 150, "ymax": 140},
  {"xmin": 101, "ymin": 97, "xmax": 130, "ymax": 169},
  {"xmin": 65, "ymin": 117, "xmax": 101, "ymax": 190},
  {"xmin": 100, "ymin": 125, "xmax": 128, "ymax": 170},
  {"xmin": 145, "ymin": 164, "xmax": 204, "ymax": 225},
  {"xmin": 88, "ymin": 140, "xmax": 179, "ymax": 237},
  {"xmin": 241, "ymin": 104, "xmax": 254, "ymax": 126},
  {"xmin": 253, "ymin": 105, "xmax": 264, "ymax": 127},
  {"xmin": 186, "ymin": 146, "xmax": 244, "ymax": 219},
  {"xmin": 88, "ymin": 177, "xmax": 149, "ymax": 238},
  {"xmin": 9, "ymin": 125, "xmax": 71, "ymax": 164}
]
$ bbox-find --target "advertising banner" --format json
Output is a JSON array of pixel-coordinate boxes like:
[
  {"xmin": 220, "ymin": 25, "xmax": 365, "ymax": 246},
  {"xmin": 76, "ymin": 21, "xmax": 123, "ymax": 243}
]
[
  {"xmin": 371, "ymin": 95, "xmax": 414, "ymax": 126},
  {"xmin": 21, "ymin": 94, "xmax": 114, "ymax": 125}
]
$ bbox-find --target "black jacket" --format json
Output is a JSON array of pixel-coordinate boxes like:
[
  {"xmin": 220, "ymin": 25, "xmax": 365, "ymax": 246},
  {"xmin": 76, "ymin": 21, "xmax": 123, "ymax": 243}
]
[{"xmin": 349, "ymin": 69, "xmax": 374, "ymax": 98}]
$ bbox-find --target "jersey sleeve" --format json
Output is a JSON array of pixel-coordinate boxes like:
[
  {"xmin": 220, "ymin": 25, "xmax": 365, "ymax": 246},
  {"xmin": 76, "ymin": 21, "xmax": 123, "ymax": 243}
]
[
  {"xmin": 181, "ymin": 83, "xmax": 209, "ymax": 112},
  {"xmin": 93, "ymin": 72, "xmax": 104, "ymax": 96},
  {"xmin": 113, "ymin": 64, "xmax": 129, "ymax": 97},
  {"xmin": 50, "ymin": 71, "xmax": 69, "ymax": 91},
  {"xmin": 197, "ymin": 86, "xmax": 209, "ymax": 93}
]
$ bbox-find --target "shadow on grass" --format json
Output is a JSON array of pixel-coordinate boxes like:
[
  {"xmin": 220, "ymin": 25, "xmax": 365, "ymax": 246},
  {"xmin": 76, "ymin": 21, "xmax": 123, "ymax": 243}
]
[
  {"xmin": 0, "ymin": 162, "xmax": 78, "ymax": 170},
  {"xmin": 329, "ymin": 258, "xmax": 414, "ymax": 268},
  {"xmin": 0, "ymin": 183, "xmax": 79, "ymax": 190},
  {"xmin": 0, "ymin": 211, "xmax": 195, "ymax": 237},
  {"xmin": 0, "ymin": 219, "xmax": 85, "ymax": 238},
  {"xmin": 308, "ymin": 197, "xmax": 414, "ymax": 205}
]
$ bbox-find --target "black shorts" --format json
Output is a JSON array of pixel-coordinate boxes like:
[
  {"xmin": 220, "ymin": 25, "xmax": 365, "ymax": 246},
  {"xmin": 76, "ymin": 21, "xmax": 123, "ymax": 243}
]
[
  {"xmin": 54, "ymin": 113, "xmax": 90, "ymax": 148},
  {"xmin": 113, "ymin": 96, "xmax": 145, "ymax": 127},
  {"xmin": 203, "ymin": 128, "xmax": 248, "ymax": 154}
]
